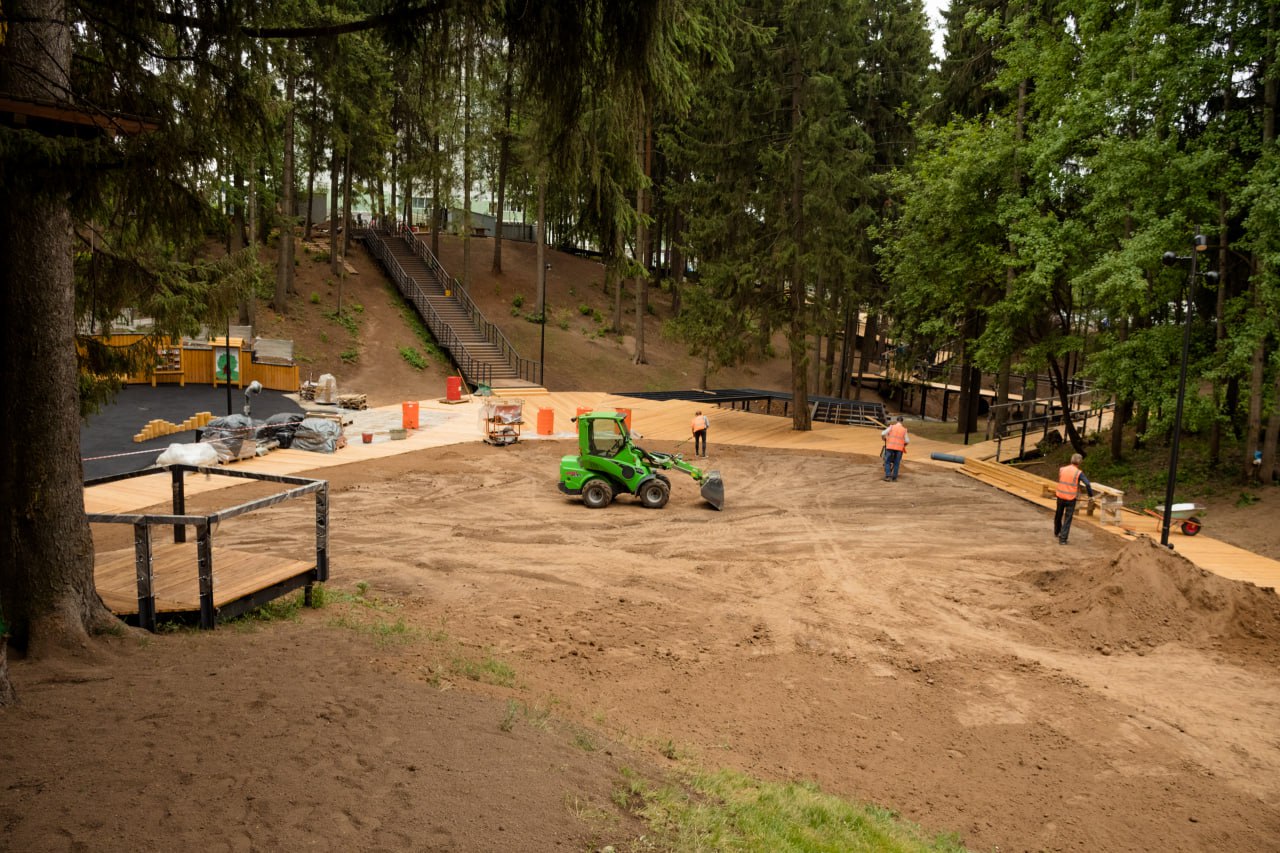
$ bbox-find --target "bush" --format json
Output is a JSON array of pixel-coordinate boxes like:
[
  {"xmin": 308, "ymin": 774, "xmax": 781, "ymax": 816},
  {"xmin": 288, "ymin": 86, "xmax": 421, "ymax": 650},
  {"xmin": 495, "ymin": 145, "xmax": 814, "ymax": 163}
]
[
  {"xmin": 309, "ymin": 292, "xmax": 321, "ymax": 304},
  {"xmin": 512, "ymin": 294, "xmax": 525, "ymax": 309}
]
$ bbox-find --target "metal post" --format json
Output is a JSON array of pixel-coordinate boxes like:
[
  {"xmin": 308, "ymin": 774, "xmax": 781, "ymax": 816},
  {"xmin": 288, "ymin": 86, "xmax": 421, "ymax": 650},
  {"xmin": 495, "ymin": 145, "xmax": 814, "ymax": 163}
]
[
  {"xmin": 1160, "ymin": 245, "xmax": 1200, "ymax": 548},
  {"xmin": 225, "ymin": 316, "xmax": 233, "ymax": 415}
]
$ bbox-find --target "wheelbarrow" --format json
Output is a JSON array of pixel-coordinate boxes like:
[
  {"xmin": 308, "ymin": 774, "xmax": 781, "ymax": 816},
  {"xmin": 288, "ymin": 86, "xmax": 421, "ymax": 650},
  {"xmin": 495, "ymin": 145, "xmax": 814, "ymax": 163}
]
[{"xmin": 1145, "ymin": 503, "xmax": 1206, "ymax": 536}]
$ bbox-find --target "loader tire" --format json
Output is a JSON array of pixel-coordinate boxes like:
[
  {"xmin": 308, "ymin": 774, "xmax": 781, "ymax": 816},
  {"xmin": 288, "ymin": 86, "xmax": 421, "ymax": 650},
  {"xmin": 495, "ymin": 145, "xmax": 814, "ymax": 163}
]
[
  {"xmin": 582, "ymin": 478, "xmax": 614, "ymax": 509},
  {"xmin": 638, "ymin": 478, "xmax": 670, "ymax": 509}
]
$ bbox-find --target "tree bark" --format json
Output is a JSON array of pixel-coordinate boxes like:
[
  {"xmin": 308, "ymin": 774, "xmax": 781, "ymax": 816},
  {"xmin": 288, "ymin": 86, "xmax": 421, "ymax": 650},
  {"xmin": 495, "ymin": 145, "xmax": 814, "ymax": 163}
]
[
  {"xmin": 342, "ymin": 143, "xmax": 353, "ymax": 260},
  {"xmin": 633, "ymin": 107, "xmax": 651, "ymax": 365},
  {"xmin": 492, "ymin": 44, "xmax": 514, "ymax": 275},
  {"xmin": 0, "ymin": 0, "xmax": 119, "ymax": 676},
  {"xmin": 275, "ymin": 64, "xmax": 296, "ymax": 312},
  {"xmin": 789, "ymin": 55, "xmax": 810, "ymax": 431}
]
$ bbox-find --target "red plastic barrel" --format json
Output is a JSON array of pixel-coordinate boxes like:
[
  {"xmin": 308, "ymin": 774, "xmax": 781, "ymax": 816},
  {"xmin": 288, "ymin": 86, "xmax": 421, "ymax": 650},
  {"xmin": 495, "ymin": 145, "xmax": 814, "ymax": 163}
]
[
  {"xmin": 446, "ymin": 376, "xmax": 463, "ymax": 401},
  {"xmin": 401, "ymin": 401, "xmax": 420, "ymax": 429},
  {"xmin": 537, "ymin": 408, "xmax": 554, "ymax": 435}
]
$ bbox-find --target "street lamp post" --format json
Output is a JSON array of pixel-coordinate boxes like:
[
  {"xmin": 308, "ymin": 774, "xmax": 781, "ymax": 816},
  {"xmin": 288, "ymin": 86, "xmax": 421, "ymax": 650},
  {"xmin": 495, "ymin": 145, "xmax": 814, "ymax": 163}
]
[{"xmin": 1158, "ymin": 235, "xmax": 1212, "ymax": 548}]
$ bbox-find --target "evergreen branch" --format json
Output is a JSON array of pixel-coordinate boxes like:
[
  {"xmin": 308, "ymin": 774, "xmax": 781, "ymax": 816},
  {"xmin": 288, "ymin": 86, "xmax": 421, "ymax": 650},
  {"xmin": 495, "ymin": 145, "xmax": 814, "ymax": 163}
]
[{"xmin": 131, "ymin": 1, "xmax": 453, "ymax": 42}]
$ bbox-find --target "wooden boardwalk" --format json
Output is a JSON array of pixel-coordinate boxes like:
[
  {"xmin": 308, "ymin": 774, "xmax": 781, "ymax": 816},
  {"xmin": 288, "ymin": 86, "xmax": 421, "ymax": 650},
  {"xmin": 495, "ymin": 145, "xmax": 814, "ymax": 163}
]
[{"xmin": 86, "ymin": 391, "xmax": 1280, "ymax": 592}]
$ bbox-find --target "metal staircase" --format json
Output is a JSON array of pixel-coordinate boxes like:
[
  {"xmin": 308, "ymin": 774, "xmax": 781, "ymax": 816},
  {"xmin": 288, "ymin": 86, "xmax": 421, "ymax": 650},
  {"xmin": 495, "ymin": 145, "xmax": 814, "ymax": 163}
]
[{"xmin": 362, "ymin": 228, "xmax": 542, "ymax": 391}]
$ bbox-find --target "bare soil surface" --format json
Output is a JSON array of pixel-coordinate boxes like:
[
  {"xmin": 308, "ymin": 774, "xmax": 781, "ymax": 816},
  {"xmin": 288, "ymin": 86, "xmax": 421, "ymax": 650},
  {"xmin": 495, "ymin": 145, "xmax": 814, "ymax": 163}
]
[{"xmin": 5, "ymin": 234, "xmax": 1280, "ymax": 852}]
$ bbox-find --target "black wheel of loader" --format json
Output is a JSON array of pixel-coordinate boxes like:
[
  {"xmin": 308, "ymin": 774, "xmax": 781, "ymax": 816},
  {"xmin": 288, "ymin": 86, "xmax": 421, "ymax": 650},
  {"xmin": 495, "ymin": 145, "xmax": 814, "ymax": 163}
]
[
  {"xmin": 638, "ymin": 478, "xmax": 671, "ymax": 509},
  {"xmin": 582, "ymin": 478, "xmax": 614, "ymax": 509}
]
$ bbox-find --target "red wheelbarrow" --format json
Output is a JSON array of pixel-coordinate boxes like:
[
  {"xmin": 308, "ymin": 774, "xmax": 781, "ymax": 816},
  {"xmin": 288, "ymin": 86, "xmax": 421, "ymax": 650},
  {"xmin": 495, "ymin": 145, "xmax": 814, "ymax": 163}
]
[{"xmin": 1145, "ymin": 503, "xmax": 1207, "ymax": 536}]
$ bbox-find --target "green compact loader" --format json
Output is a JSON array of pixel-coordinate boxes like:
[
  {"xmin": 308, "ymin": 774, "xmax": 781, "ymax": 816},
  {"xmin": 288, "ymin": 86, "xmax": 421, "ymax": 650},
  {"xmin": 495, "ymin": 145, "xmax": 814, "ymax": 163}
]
[{"xmin": 558, "ymin": 410, "xmax": 724, "ymax": 510}]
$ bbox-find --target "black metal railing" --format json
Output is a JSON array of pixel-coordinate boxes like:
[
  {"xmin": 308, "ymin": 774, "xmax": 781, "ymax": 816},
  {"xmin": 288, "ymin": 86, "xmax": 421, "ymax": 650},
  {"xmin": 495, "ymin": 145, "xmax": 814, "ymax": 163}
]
[
  {"xmin": 364, "ymin": 229, "xmax": 496, "ymax": 386},
  {"xmin": 401, "ymin": 232, "xmax": 541, "ymax": 385}
]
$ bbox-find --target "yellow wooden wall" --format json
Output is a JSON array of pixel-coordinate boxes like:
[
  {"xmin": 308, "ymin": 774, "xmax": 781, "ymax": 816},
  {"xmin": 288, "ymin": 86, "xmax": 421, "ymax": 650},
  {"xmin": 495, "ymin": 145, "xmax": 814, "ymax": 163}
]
[{"xmin": 89, "ymin": 335, "xmax": 299, "ymax": 392}]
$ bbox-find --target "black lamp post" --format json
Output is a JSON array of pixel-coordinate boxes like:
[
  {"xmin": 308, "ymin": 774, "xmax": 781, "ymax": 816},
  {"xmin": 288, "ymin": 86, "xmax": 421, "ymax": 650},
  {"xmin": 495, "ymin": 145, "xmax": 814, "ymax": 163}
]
[
  {"xmin": 225, "ymin": 316, "xmax": 233, "ymax": 416},
  {"xmin": 1158, "ymin": 235, "xmax": 1214, "ymax": 548}
]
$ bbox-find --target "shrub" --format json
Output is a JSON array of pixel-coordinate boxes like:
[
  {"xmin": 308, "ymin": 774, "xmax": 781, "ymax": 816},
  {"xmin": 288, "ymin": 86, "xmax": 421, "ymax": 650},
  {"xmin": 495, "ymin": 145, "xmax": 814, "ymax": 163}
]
[
  {"xmin": 512, "ymin": 293, "xmax": 525, "ymax": 309},
  {"xmin": 309, "ymin": 292, "xmax": 321, "ymax": 304}
]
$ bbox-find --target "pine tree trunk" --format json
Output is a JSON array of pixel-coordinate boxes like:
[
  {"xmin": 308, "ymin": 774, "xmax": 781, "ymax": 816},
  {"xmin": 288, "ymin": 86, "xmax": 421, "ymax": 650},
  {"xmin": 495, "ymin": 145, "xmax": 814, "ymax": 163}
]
[
  {"xmin": 0, "ymin": 2, "xmax": 119, "ymax": 683},
  {"xmin": 492, "ymin": 45, "xmax": 514, "ymax": 275},
  {"xmin": 275, "ymin": 65, "xmax": 296, "ymax": 312},
  {"xmin": 328, "ymin": 145, "xmax": 340, "ymax": 280},
  {"xmin": 633, "ymin": 108, "xmax": 651, "ymax": 365},
  {"xmin": 342, "ymin": 144, "xmax": 352, "ymax": 260},
  {"xmin": 1261, "ymin": 367, "xmax": 1280, "ymax": 484}
]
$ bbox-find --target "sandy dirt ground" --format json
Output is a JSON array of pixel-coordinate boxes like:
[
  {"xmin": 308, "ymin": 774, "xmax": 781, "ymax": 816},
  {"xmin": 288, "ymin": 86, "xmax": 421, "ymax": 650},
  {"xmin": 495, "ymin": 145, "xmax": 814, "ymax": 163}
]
[{"xmin": 6, "ymin": 439, "xmax": 1279, "ymax": 852}]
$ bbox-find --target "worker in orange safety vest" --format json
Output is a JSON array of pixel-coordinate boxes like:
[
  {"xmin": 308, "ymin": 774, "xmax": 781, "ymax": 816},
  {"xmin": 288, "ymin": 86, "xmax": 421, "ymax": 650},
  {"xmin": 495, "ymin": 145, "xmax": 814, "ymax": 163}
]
[
  {"xmin": 880, "ymin": 416, "xmax": 909, "ymax": 481},
  {"xmin": 691, "ymin": 411, "xmax": 710, "ymax": 457},
  {"xmin": 1054, "ymin": 452, "xmax": 1094, "ymax": 545}
]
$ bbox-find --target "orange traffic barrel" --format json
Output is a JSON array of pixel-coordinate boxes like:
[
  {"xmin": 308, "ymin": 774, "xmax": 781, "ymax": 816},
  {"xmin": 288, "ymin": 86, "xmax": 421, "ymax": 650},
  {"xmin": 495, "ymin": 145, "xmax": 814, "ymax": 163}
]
[
  {"xmin": 401, "ymin": 401, "xmax": 420, "ymax": 429},
  {"xmin": 537, "ymin": 408, "xmax": 554, "ymax": 435},
  {"xmin": 446, "ymin": 376, "xmax": 463, "ymax": 401}
]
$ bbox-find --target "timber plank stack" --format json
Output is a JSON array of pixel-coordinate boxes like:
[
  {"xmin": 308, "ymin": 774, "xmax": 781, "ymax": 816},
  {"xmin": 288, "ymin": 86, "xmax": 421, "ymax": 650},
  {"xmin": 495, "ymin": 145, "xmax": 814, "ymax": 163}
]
[
  {"xmin": 958, "ymin": 457, "xmax": 1125, "ymax": 524},
  {"xmin": 959, "ymin": 457, "xmax": 1053, "ymax": 503},
  {"xmin": 337, "ymin": 393, "xmax": 368, "ymax": 410},
  {"xmin": 133, "ymin": 411, "xmax": 213, "ymax": 443}
]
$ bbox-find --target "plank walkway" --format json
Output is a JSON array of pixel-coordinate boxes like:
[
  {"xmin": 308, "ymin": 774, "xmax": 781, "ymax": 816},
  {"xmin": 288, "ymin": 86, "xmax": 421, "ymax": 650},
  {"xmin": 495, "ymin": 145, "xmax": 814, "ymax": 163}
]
[{"xmin": 86, "ymin": 392, "xmax": 1280, "ymax": 592}]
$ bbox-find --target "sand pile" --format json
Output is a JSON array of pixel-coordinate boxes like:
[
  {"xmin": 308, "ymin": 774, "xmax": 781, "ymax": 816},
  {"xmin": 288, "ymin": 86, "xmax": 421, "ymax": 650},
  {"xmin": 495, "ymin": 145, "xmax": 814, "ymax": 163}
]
[{"xmin": 1021, "ymin": 537, "xmax": 1280, "ymax": 656}]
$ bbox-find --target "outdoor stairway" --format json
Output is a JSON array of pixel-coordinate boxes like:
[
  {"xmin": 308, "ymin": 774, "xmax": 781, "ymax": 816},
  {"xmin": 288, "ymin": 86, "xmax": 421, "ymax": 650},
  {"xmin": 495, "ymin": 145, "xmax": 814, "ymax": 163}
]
[{"xmin": 363, "ymin": 229, "xmax": 541, "ymax": 391}]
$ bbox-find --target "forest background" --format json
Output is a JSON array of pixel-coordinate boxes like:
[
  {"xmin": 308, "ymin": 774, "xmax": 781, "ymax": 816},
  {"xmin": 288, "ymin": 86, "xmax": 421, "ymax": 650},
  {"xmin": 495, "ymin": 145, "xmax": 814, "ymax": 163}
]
[{"xmin": 2, "ymin": 1, "xmax": 1279, "ymax": 705}]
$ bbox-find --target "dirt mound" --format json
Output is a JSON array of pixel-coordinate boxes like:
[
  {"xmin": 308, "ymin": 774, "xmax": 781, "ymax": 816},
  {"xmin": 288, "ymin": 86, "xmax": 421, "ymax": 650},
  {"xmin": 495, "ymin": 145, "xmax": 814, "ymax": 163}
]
[{"xmin": 1021, "ymin": 537, "xmax": 1280, "ymax": 656}]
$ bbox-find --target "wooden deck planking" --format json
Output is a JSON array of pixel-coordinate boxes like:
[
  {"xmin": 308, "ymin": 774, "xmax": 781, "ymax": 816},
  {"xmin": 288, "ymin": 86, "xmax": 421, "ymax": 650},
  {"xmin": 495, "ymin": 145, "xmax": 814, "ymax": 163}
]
[{"xmin": 95, "ymin": 541, "xmax": 313, "ymax": 615}]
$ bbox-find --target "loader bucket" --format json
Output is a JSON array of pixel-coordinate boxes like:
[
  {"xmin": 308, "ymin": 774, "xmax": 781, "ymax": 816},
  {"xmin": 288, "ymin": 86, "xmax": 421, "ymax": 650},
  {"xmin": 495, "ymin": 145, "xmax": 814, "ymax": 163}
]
[{"xmin": 700, "ymin": 471, "xmax": 725, "ymax": 510}]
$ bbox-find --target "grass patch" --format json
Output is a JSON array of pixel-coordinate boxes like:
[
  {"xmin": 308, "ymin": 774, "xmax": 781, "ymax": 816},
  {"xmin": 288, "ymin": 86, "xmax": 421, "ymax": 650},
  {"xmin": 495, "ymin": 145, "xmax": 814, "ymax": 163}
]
[
  {"xmin": 449, "ymin": 651, "xmax": 516, "ymax": 687},
  {"xmin": 324, "ymin": 582, "xmax": 419, "ymax": 647},
  {"xmin": 399, "ymin": 346, "xmax": 429, "ymax": 370},
  {"xmin": 323, "ymin": 309, "xmax": 359, "ymax": 337},
  {"xmin": 386, "ymin": 282, "xmax": 447, "ymax": 363},
  {"xmin": 622, "ymin": 768, "xmax": 967, "ymax": 852},
  {"xmin": 339, "ymin": 347, "xmax": 359, "ymax": 363}
]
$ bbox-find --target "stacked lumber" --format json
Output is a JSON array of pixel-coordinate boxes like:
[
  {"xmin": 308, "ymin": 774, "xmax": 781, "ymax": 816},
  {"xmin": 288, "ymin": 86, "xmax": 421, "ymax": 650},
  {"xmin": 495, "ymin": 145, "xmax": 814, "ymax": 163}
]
[
  {"xmin": 133, "ymin": 411, "xmax": 213, "ymax": 443},
  {"xmin": 958, "ymin": 457, "xmax": 1125, "ymax": 524},
  {"xmin": 959, "ymin": 457, "xmax": 1052, "ymax": 501},
  {"xmin": 337, "ymin": 393, "xmax": 368, "ymax": 410}
]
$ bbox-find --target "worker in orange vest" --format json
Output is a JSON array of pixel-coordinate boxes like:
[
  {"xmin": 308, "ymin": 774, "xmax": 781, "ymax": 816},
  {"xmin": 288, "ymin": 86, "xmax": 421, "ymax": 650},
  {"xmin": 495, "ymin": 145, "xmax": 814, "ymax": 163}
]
[
  {"xmin": 691, "ymin": 410, "xmax": 710, "ymax": 457},
  {"xmin": 880, "ymin": 416, "xmax": 909, "ymax": 481},
  {"xmin": 1054, "ymin": 452, "xmax": 1094, "ymax": 545}
]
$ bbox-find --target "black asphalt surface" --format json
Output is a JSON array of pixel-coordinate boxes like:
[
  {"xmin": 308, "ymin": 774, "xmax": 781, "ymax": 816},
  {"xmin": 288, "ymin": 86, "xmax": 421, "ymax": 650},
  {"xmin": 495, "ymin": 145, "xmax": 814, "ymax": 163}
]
[{"xmin": 80, "ymin": 384, "xmax": 310, "ymax": 481}]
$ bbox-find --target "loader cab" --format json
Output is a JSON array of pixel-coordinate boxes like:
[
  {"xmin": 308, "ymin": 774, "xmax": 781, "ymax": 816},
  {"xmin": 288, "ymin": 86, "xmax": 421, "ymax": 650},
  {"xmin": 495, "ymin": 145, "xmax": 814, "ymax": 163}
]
[{"xmin": 581, "ymin": 412, "xmax": 629, "ymax": 459}]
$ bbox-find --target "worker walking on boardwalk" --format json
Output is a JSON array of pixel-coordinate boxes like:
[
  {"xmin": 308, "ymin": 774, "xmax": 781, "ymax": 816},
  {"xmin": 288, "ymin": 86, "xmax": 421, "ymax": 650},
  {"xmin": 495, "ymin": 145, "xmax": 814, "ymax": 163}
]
[
  {"xmin": 881, "ymin": 416, "xmax": 909, "ymax": 481},
  {"xmin": 1054, "ymin": 453, "xmax": 1094, "ymax": 545},
  {"xmin": 691, "ymin": 410, "xmax": 710, "ymax": 457}
]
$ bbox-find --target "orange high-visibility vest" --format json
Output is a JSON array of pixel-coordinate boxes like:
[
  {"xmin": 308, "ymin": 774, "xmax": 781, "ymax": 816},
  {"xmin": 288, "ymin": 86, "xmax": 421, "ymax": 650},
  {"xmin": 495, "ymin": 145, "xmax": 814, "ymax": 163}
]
[
  {"xmin": 691, "ymin": 415, "xmax": 709, "ymax": 432},
  {"xmin": 885, "ymin": 423, "xmax": 908, "ymax": 451},
  {"xmin": 1056, "ymin": 464, "xmax": 1082, "ymax": 501}
]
